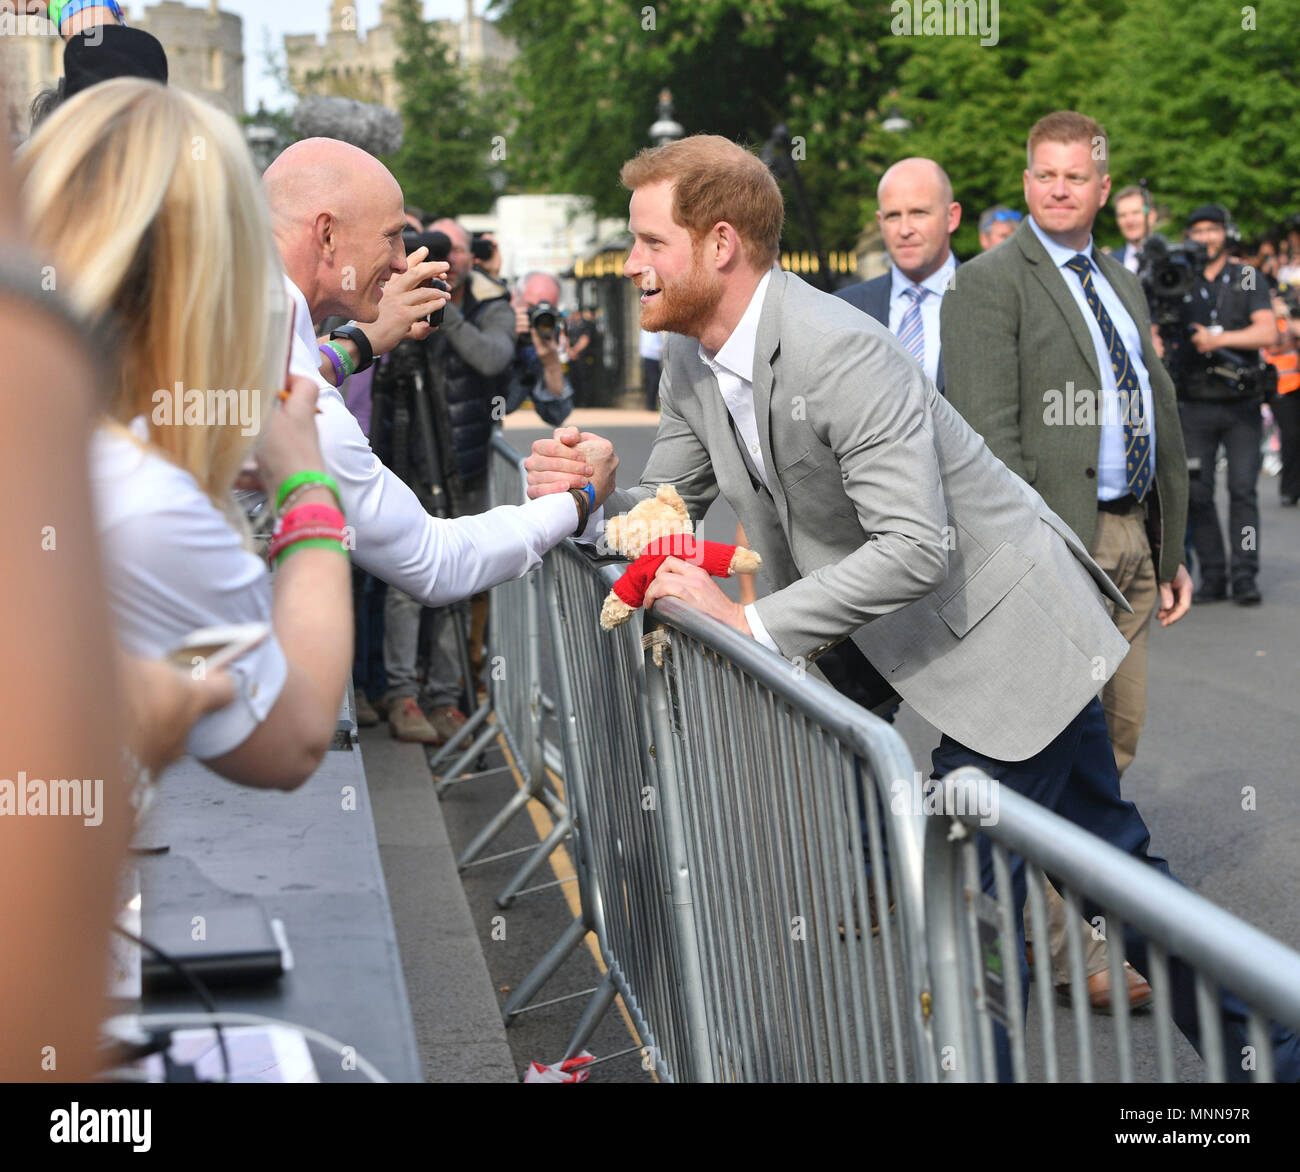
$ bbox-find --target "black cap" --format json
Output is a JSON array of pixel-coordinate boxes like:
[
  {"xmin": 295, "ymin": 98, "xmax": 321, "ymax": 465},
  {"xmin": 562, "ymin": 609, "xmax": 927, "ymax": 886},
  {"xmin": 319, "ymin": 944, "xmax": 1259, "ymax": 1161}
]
[
  {"xmin": 64, "ymin": 25, "xmax": 169, "ymax": 100},
  {"xmin": 1186, "ymin": 203, "xmax": 1227, "ymax": 228}
]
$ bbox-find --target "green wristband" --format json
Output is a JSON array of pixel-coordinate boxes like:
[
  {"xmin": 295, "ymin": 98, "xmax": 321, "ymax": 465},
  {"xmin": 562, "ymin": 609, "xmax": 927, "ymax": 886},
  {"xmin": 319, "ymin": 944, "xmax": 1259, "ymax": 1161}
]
[
  {"xmin": 48, "ymin": 2, "xmax": 66, "ymax": 26},
  {"xmin": 274, "ymin": 537, "xmax": 350, "ymax": 566},
  {"xmin": 324, "ymin": 340, "xmax": 356, "ymax": 380},
  {"xmin": 276, "ymin": 470, "xmax": 341, "ymax": 511}
]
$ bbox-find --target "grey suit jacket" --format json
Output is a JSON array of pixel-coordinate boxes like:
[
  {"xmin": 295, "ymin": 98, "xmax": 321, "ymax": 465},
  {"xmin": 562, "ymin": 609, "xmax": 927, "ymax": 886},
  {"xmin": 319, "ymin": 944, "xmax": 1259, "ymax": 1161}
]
[
  {"xmin": 607, "ymin": 269, "xmax": 1130, "ymax": 762},
  {"xmin": 836, "ymin": 266, "xmax": 956, "ymax": 393}
]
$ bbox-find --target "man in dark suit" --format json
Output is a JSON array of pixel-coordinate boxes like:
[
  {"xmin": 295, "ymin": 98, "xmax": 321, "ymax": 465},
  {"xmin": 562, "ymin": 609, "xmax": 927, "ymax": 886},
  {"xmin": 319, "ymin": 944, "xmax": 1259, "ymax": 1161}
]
[
  {"xmin": 836, "ymin": 157, "xmax": 959, "ymax": 393},
  {"xmin": 1111, "ymin": 185, "xmax": 1159, "ymax": 274},
  {"xmin": 942, "ymin": 110, "xmax": 1193, "ymax": 1013}
]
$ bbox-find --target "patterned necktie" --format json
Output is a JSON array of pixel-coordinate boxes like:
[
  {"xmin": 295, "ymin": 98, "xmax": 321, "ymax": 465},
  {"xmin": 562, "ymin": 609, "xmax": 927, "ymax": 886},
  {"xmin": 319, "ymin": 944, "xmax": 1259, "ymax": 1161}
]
[
  {"xmin": 1064, "ymin": 252, "xmax": 1152, "ymax": 501},
  {"xmin": 897, "ymin": 284, "xmax": 929, "ymax": 365}
]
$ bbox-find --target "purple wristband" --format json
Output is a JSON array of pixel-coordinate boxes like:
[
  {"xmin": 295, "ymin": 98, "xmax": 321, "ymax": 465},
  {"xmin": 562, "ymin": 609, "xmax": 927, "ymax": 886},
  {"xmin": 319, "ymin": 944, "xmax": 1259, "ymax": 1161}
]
[{"xmin": 318, "ymin": 343, "xmax": 344, "ymax": 387}]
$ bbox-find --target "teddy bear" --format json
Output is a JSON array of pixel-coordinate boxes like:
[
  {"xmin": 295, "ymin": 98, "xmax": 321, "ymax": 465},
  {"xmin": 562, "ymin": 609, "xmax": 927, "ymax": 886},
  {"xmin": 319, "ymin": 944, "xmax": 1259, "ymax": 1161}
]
[{"xmin": 600, "ymin": 484, "xmax": 762, "ymax": 630}]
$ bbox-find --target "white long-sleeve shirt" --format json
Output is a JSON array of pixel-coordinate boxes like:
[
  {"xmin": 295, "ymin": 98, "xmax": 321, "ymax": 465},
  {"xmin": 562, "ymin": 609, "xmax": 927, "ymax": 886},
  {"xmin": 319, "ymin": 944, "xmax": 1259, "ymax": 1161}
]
[{"xmin": 287, "ymin": 277, "xmax": 591, "ymax": 604}]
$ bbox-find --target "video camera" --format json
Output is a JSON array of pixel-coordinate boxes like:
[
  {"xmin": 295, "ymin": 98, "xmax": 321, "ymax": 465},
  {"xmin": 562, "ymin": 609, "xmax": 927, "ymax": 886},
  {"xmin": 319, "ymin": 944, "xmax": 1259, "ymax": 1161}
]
[
  {"xmin": 401, "ymin": 228, "xmax": 451, "ymax": 329},
  {"xmin": 1138, "ymin": 234, "xmax": 1208, "ymax": 326}
]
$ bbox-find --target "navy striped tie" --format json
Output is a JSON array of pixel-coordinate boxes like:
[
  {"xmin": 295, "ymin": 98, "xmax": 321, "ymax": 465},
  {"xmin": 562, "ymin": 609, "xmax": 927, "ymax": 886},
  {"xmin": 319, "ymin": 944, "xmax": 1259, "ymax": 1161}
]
[{"xmin": 1064, "ymin": 252, "xmax": 1152, "ymax": 501}]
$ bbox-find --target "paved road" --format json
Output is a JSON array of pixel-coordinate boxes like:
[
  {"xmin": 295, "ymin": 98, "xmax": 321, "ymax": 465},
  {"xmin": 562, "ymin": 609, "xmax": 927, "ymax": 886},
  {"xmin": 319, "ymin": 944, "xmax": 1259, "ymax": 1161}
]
[{"xmin": 447, "ymin": 416, "xmax": 1300, "ymax": 1080}]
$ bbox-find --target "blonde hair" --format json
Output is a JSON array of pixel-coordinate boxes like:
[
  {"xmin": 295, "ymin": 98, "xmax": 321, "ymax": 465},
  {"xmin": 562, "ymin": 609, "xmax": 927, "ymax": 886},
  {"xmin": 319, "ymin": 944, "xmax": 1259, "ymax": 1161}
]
[
  {"xmin": 1027, "ymin": 110, "xmax": 1109, "ymax": 176},
  {"xmin": 18, "ymin": 79, "xmax": 281, "ymax": 517},
  {"xmin": 621, "ymin": 134, "xmax": 784, "ymax": 269}
]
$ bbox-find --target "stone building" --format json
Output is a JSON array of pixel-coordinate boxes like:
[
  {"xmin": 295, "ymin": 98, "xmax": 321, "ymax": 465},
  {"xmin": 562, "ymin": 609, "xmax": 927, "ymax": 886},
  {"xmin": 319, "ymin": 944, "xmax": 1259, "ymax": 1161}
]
[
  {"xmin": 3, "ymin": 0, "xmax": 244, "ymax": 142},
  {"xmin": 285, "ymin": 0, "xmax": 515, "ymax": 108}
]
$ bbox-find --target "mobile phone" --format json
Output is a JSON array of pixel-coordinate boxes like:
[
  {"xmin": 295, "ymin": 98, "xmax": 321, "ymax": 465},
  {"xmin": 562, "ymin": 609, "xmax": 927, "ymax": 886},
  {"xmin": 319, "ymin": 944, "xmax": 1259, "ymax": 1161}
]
[
  {"xmin": 265, "ymin": 274, "xmax": 296, "ymax": 402},
  {"xmin": 428, "ymin": 278, "xmax": 450, "ymax": 329},
  {"xmin": 166, "ymin": 622, "xmax": 271, "ymax": 673}
]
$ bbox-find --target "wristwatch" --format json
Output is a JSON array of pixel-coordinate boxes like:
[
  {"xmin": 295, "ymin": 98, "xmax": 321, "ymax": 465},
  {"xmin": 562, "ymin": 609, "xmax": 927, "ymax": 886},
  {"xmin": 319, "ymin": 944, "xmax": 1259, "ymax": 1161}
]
[{"xmin": 329, "ymin": 323, "xmax": 374, "ymax": 374}]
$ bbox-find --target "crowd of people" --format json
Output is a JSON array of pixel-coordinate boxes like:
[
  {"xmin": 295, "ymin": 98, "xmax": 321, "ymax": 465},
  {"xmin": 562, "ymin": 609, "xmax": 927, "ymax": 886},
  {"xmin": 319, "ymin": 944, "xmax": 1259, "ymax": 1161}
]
[{"xmin": 3, "ymin": 1, "xmax": 1295, "ymax": 1085}]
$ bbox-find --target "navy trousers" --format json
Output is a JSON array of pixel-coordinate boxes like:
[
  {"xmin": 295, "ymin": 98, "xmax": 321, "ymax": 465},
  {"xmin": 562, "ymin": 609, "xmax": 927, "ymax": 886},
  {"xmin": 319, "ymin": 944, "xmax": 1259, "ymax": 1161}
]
[{"xmin": 931, "ymin": 696, "xmax": 1300, "ymax": 1082}]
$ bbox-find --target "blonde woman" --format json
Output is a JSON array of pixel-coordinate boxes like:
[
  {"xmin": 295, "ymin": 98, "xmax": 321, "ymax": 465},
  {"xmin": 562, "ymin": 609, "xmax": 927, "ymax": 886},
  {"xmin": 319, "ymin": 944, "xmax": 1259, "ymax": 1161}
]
[{"xmin": 18, "ymin": 79, "xmax": 352, "ymax": 790}]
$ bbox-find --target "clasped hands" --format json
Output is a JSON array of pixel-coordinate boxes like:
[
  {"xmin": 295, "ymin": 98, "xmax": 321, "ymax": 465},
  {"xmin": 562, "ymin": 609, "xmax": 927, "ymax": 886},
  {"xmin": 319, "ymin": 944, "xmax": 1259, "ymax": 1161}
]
[{"xmin": 524, "ymin": 429, "xmax": 751, "ymax": 635}]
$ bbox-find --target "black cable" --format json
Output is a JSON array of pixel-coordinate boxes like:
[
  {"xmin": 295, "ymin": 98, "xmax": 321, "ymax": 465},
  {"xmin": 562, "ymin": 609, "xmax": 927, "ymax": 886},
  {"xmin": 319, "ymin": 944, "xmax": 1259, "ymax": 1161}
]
[{"xmin": 110, "ymin": 924, "xmax": 231, "ymax": 1084}]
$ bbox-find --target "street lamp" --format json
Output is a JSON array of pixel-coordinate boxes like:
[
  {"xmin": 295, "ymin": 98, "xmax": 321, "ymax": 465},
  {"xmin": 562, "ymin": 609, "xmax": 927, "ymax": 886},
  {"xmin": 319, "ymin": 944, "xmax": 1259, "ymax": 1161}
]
[
  {"xmin": 244, "ymin": 101, "xmax": 278, "ymax": 173},
  {"xmin": 649, "ymin": 89, "xmax": 684, "ymax": 146},
  {"xmin": 762, "ymin": 122, "xmax": 832, "ymax": 292},
  {"xmin": 881, "ymin": 107, "xmax": 913, "ymax": 134}
]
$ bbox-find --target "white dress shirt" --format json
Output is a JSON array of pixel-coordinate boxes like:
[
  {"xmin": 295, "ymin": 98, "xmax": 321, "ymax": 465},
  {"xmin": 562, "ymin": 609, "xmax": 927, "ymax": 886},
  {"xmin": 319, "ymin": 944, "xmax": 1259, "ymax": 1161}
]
[
  {"xmin": 1027, "ymin": 218, "xmax": 1157, "ymax": 500},
  {"xmin": 1120, "ymin": 242, "xmax": 1141, "ymax": 274},
  {"xmin": 92, "ymin": 422, "xmax": 288, "ymax": 760},
  {"xmin": 886, "ymin": 251, "xmax": 956, "ymax": 384},
  {"xmin": 286, "ymin": 277, "xmax": 595, "ymax": 604},
  {"xmin": 695, "ymin": 269, "xmax": 782, "ymax": 653}
]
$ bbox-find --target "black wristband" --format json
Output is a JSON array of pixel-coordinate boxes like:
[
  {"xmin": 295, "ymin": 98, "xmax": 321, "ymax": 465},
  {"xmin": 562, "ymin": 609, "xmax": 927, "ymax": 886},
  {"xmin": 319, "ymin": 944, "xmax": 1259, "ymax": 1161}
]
[
  {"xmin": 567, "ymin": 487, "xmax": 590, "ymax": 536},
  {"xmin": 330, "ymin": 323, "xmax": 374, "ymax": 374}
]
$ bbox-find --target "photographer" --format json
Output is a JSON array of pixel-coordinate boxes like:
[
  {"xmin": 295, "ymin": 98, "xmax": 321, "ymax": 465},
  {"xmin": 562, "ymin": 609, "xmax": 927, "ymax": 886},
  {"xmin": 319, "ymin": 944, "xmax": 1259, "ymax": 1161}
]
[
  {"xmin": 505, "ymin": 272, "xmax": 576, "ymax": 427},
  {"xmin": 1154, "ymin": 205, "xmax": 1278, "ymax": 604},
  {"xmin": 372, "ymin": 218, "xmax": 516, "ymax": 743}
]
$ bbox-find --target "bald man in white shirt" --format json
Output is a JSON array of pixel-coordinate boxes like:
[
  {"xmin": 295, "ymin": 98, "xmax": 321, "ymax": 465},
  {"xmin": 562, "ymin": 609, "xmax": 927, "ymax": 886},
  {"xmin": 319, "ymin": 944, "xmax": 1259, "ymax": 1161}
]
[{"xmin": 261, "ymin": 140, "xmax": 609, "ymax": 661}]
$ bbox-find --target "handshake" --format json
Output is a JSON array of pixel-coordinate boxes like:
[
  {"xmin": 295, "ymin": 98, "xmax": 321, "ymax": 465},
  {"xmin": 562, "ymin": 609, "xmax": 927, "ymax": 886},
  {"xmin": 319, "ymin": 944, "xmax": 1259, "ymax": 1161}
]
[{"xmin": 525, "ymin": 427, "xmax": 619, "ymax": 506}]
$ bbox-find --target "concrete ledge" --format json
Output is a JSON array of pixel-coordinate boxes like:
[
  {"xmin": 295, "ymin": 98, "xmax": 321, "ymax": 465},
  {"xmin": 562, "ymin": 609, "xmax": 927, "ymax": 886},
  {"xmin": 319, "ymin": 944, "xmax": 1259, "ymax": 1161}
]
[{"xmin": 362, "ymin": 726, "xmax": 516, "ymax": 1083}]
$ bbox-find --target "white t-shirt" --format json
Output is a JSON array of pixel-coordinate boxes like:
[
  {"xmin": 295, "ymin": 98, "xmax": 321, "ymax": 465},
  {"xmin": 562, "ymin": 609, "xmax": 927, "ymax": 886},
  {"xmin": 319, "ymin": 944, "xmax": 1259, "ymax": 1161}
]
[{"xmin": 91, "ymin": 424, "xmax": 287, "ymax": 761}]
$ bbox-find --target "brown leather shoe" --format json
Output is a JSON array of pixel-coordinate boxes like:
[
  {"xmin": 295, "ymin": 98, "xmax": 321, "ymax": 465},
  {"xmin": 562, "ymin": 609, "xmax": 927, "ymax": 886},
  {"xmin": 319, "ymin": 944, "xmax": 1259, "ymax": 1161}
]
[
  {"xmin": 1057, "ymin": 963, "xmax": 1152, "ymax": 1015},
  {"xmin": 426, "ymin": 705, "xmax": 468, "ymax": 744},
  {"xmin": 354, "ymin": 693, "xmax": 380, "ymax": 728},
  {"xmin": 388, "ymin": 697, "xmax": 442, "ymax": 743}
]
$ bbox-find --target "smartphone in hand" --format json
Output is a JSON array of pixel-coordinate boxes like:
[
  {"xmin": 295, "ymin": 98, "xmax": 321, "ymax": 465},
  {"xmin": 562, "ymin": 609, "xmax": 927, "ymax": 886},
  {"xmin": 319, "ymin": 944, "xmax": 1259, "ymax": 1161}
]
[{"xmin": 166, "ymin": 622, "xmax": 271, "ymax": 673}]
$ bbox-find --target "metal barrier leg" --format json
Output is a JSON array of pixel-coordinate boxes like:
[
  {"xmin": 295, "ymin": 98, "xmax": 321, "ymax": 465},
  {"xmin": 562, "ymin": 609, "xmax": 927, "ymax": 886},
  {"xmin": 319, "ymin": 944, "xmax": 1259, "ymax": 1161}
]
[
  {"xmin": 431, "ymin": 706, "xmax": 495, "ymax": 793},
  {"xmin": 495, "ymin": 808, "xmax": 573, "ymax": 908},
  {"xmin": 501, "ymin": 914, "xmax": 590, "ymax": 1023},
  {"xmin": 564, "ymin": 971, "xmax": 619, "ymax": 1060},
  {"xmin": 456, "ymin": 780, "xmax": 566, "ymax": 871}
]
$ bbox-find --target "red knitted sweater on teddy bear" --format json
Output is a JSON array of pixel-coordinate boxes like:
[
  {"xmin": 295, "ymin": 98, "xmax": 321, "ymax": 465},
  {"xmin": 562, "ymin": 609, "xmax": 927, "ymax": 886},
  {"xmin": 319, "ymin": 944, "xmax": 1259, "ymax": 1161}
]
[{"xmin": 611, "ymin": 535, "xmax": 738, "ymax": 609}]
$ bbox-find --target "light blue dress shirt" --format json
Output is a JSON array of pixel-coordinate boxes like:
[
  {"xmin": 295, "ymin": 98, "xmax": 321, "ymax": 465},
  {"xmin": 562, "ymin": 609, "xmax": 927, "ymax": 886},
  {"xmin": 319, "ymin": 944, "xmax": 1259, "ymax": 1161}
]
[
  {"xmin": 887, "ymin": 252, "xmax": 957, "ymax": 386},
  {"xmin": 1028, "ymin": 216, "xmax": 1156, "ymax": 500}
]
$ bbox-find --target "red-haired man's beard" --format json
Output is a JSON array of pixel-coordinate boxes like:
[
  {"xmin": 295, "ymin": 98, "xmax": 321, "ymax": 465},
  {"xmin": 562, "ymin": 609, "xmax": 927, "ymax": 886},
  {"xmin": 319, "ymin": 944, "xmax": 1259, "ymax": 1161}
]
[{"xmin": 636, "ymin": 245, "xmax": 724, "ymax": 338}]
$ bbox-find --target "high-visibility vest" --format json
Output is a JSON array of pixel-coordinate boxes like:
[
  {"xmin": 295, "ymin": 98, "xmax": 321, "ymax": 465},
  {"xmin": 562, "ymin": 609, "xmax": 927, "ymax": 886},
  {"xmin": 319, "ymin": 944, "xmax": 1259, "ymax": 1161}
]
[{"xmin": 1265, "ymin": 324, "xmax": 1300, "ymax": 394}]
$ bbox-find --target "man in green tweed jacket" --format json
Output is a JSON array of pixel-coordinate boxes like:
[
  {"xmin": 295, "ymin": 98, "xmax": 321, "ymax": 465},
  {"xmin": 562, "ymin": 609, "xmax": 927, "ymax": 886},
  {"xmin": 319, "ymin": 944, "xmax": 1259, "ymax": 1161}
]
[{"xmin": 942, "ymin": 110, "xmax": 1192, "ymax": 1010}]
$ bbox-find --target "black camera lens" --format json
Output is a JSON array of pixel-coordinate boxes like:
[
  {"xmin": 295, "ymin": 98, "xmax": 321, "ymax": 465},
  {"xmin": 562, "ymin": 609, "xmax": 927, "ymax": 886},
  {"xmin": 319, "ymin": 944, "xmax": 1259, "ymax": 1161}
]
[{"xmin": 529, "ymin": 300, "xmax": 560, "ymax": 338}]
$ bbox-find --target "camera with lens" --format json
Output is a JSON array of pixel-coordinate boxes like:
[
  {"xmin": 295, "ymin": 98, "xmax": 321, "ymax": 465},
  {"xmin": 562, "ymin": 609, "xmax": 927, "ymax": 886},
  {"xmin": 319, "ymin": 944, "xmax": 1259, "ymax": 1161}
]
[
  {"xmin": 470, "ymin": 233, "xmax": 496, "ymax": 263},
  {"xmin": 401, "ymin": 228, "xmax": 451, "ymax": 328},
  {"xmin": 526, "ymin": 300, "xmax": 563, "ymax": 341},
  {"xmin": 1138, "ymin": 234, "xmax": 1208, "ymax": 326}
]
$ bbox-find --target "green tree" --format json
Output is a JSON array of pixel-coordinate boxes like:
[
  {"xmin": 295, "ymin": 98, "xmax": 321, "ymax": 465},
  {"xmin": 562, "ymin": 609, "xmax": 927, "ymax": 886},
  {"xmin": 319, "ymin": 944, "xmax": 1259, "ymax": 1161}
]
[
  {"xmin": 492, "ymin": 0, "xmax": 912, "ymax": 253},
  {"xmin": 876, "ymin": 0, "xmax": 1300, "ymax": 254},
  {"xmin": 1096, "ymin": 0, "xmax": 1300, "ymax": 242},
  {"xmin": 384, "ymin": 0, "xmax": 497, "ymax": 216}
]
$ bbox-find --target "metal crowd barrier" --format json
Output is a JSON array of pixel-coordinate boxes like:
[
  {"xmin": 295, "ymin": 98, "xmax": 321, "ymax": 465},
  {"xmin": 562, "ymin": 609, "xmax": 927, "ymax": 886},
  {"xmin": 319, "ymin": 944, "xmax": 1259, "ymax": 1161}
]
[
  {"xmin": 487, "ymin": 441, "xmax": 933, "ymax": 1080},
  {"xmin": 924, "ymin": 767, "xmax": 1300, "ymax": 1082},
  {"xmin": 641, "ymin": 597, "xmax": 933, "ymax": 1081},
  {"xmin": 429, "ymin": 437, "xmax": 570, "ymax": 908},
  {"xmin": 467, "ymin": 438, "xmax": 1300, "ymax": 1083}
]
